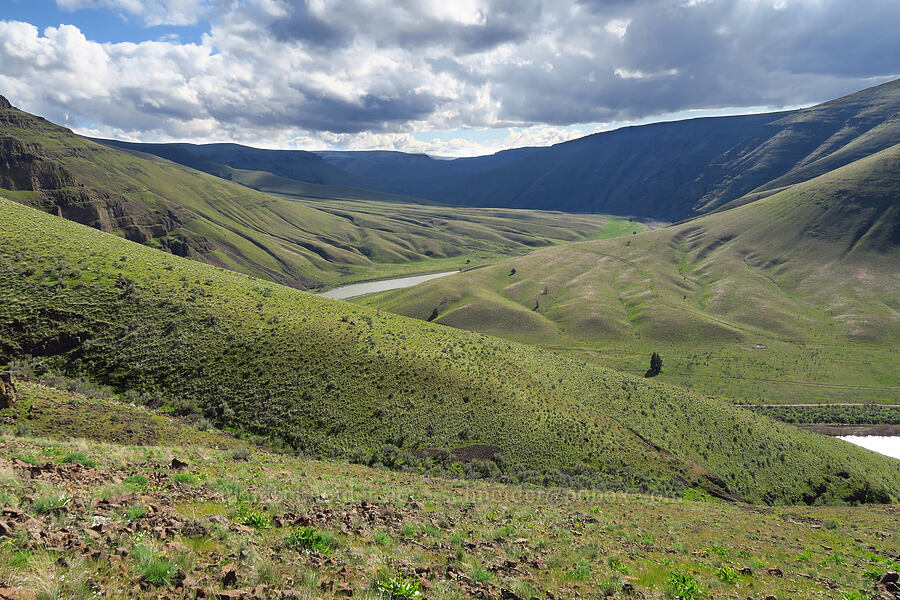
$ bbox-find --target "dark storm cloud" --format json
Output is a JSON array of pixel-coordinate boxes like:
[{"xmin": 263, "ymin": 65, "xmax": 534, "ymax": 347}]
[{"xmin": 268, "ymin": 0, "xmax": 347, "ymax": 47}]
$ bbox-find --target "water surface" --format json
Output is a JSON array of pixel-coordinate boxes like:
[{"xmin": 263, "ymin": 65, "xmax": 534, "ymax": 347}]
[
  {"xmin": 839, "ymin": 436, "xmax": 900, "ymax": 459},
  {"xmin": 317, "ymin": 271, "xmax": 458, "ymax": 300}
]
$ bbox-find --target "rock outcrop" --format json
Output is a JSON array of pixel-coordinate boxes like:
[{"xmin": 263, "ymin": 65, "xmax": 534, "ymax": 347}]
[{"xmin": 0, "ymin": 372, "xmax": 18, "ymax": 409}]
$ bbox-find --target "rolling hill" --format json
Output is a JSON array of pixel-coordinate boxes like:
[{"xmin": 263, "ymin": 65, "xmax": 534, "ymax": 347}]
[
  {"xmin": 99, "ymin": 79, "xmax": 900, "ymax": 222},
  {"xmin": 0, "ymin": 96, "xmax": 618, "ymax": 290},
  {"xmin": 2, "ymin": 198, "xmax": 899, "ymax": 505},
  {"xmin": 358, "ymin": 144, "xmax": 900, "ymax": 405}
]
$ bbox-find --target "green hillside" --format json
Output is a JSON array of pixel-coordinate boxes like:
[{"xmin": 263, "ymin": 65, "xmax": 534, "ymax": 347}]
[
  {"xmin": 0, "ymin": 97, "xmax": 617, "ymax": 290},
  {"xmin": 2, "ymin": 198, "xmax": 899, "ymax": 505},
  {"xmin": 2, "ymin": 382, "xmax": 897, "ymax": 600},
  {"xmin": 359, "ymin": 145, "xmax": 900, "ymax": 405}
]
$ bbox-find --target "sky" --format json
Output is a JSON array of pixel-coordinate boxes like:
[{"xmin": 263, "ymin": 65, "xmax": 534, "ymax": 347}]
[{"xmin": 0, "ymin": 0, "xmax": 898, "ymax": 157}]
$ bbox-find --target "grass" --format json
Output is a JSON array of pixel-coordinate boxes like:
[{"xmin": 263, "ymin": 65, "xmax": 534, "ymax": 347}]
[
  {"xmin": 1, "ymin": 199, "xmax": 899, "ymax": 505},
  {"xmin": 32, "ymin": 493, "xmax": 70, "ymax": 514},
  {"xmin": 0, "ymin": 384, "xmax": 897, "ymax": 600},
  {"xmin": 358, "ymin": 144, "xmax": 900, "ymax": 407},
  {"xmin": 62, "ymin": 451, "xmax": 96, "ymax": 467},
  {"xmin": 130, "ymin": 543, "xmax": 178, "ymax": 586}
]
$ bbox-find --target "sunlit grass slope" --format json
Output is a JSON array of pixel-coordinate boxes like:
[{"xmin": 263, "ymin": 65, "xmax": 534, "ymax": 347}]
[
  {"xmin": 1, "ymin": 383, "xmax": 897, "ymax": 600},
  {"xmin": 360, "ymin": 145, "xmax": 900, "ymax": 405},
  {"xmin": 2, "ymin": 199, "xmax": 899, "ymax": 504},
  {"xmin": 0, "ymin": 99, "xmax": 616, "ymax": 289}
]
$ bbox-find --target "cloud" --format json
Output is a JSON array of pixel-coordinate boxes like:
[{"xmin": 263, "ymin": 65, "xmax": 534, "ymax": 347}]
[
  {"xmin": 1, "ymin": 0, "xmax": 898, "ymax": 155},
  {"xmin": 56, "ymin": 0, "xmax": 210, "ymax": 26}
]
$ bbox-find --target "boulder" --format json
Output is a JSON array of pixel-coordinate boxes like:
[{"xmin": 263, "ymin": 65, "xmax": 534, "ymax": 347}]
[
  {"xmin": 220, "ymin": 563, "xmax": 238, "ymax": 587},
  {"xmin": 0, "ymin": 372, "xmax": 18, "ymax": 409}
]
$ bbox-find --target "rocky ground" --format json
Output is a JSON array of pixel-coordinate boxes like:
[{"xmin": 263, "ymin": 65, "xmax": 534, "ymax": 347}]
[{"xmin": 0, "ymin": 383, "xmax": 898, "ymax": 600}]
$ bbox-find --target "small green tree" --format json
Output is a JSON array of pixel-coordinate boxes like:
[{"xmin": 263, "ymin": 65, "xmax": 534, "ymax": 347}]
[{"xmin": 645, "ymin": 352, "xmax": 662, "ymax": 377}]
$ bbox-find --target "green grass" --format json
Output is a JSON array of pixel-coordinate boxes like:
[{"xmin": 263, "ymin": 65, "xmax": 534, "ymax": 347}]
[
  {"xmin": 1, "ymin": 199, "xmax": 899, "ymax": 505},
  {"xmin": 0, "ymin": 100, "xmax": 623, "ymax": 291},
  {"xmin": 62, "ymin": 451, "xmax": 96, "ymax": 467},
  {"xmin": 0, "ymin": 385, "xmax": 897, "ymax": 600},
  {"xmin": 285, "ymin": 527, "xmax": 332, "ymax": 554},
  {"xmin": 32, "ymin": 493, "xmax": 70, "ymax": 514},
  {"xmin": 130, "ymin": 543, "xmax": 178, "ymax": 586},
  {"xmin": 359, "ymin": 144, "xmax": 900, "ymax": 407}
]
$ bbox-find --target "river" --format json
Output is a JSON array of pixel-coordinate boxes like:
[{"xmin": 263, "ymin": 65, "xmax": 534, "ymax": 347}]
[
  {"xmin": 839, "ymin": 436, "xmax": 900, "ymax": 459},
  {"xmin": 316, "ymin": 270, "xmax": 459, "ymax": 300}
]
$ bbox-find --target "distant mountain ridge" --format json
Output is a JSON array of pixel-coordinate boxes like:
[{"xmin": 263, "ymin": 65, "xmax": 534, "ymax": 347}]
[{"xmin": 93, "ymin": 79, "xmax": 900, "ymax": 221}]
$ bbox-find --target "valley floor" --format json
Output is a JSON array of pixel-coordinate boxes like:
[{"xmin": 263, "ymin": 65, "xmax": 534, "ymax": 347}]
[{"xmin": 0, "ymin": 382, "xmax": 898, "ymax": 600}]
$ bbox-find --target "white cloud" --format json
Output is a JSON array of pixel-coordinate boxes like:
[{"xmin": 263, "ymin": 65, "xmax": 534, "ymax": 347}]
[
  {"xmin": 55, "ymin": 0, "xmax": 209, "ymax": 26},
  {"xmin": 604, "ymin": 18, "xmax": 630, "ymax": 40},
  {"xmin": 614, "ymin": 67, "xmax": 679, "ymax": 79}
]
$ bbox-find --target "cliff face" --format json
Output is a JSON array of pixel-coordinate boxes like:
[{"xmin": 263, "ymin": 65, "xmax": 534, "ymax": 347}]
[
  {"xmin": 0, "ymin": 137, "xmax": 75, "ymax": 191},
  {"xmin": 0, "ymin": 98, "xmax": 201, "ymax": 255}
]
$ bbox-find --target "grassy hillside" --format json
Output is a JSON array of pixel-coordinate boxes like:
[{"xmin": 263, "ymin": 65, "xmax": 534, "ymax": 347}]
[
  {"xmin": 2, "ymin": 199, "xmax": 899, "ymax": 505},
  {"xmin": 359, "ymin": 145, "xmax": 900, "ymax": 405},
  {"xmin": 0, "ymin": 98, "xmax": 618, "ymax": 290},
  {"xmin": 1, "ymin": 383, "xmax": 897, "ymax": 600}
]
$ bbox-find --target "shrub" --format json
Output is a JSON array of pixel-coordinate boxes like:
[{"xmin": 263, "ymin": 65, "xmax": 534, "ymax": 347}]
[
  {"xmin": 374, "ymin": 570, "xmax": 423, "ymax": 600},
  {"xmin": 645, "ymin": 352, "xmax": 663, "ymax": 377},
  {"xmin": 471, "ymin": 565, "xmax": 492, "ymax": 583},
  {"xmin": 231, "ymin": 447, "xmax": 252, "ymax": 461},
  {"xmin": 374, "ymin": 531, "xmax": 391, "ymax": 547},
  {"xmin": 714, "ymin": 566, "xmax": 740, "ymax": 583},
  {"xmin": 822, "ymin": 553, "xmax": 845, "ymax": 566},
  {"xmin": 235, "ymin": 504, "xmax": 270, "ymax": 529},
  {"xmin": 608, "ymin": 557, "xmax": 630, "ymax": 574},
  {"xmin": 681, "ymin": 488, "xmax": 713, "ymax": 502},
  {"xmin": 172, "ymin": 473, "xmax": 198, "ymax": 485},
  {"xmin": 123, "ymin": 474, "xmax": 150, "ymax": 487},
  {"xmin": 569, "ymin": 559, "xmax": 592, "ymax": 580},
  {"xmin": 863, "ymin": 567, "xmax": 881, "ymax": 581},
  {"xmin": 667, "ymin": 568, "xmax": 703, "ymax": 599},
  {"xmin": 285, "ymin": 527, "xmax": 331, "ymax": 555},
  {"xmin": 123, "ymin": 505, "xmax": 149, "ymax": 520}
]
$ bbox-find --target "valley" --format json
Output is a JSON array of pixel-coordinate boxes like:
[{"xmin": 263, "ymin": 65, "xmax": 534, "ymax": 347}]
[
  {"xmin": 0, "ymin": 97, "xmax": 626, "ymax": 291},
  {"xmin": 357, "ymin": 143, "xmax": 900, "ymax": 406},
  {"xmin": 0, "ymin": 69, "xmax": 898, "ymax": 600}
]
